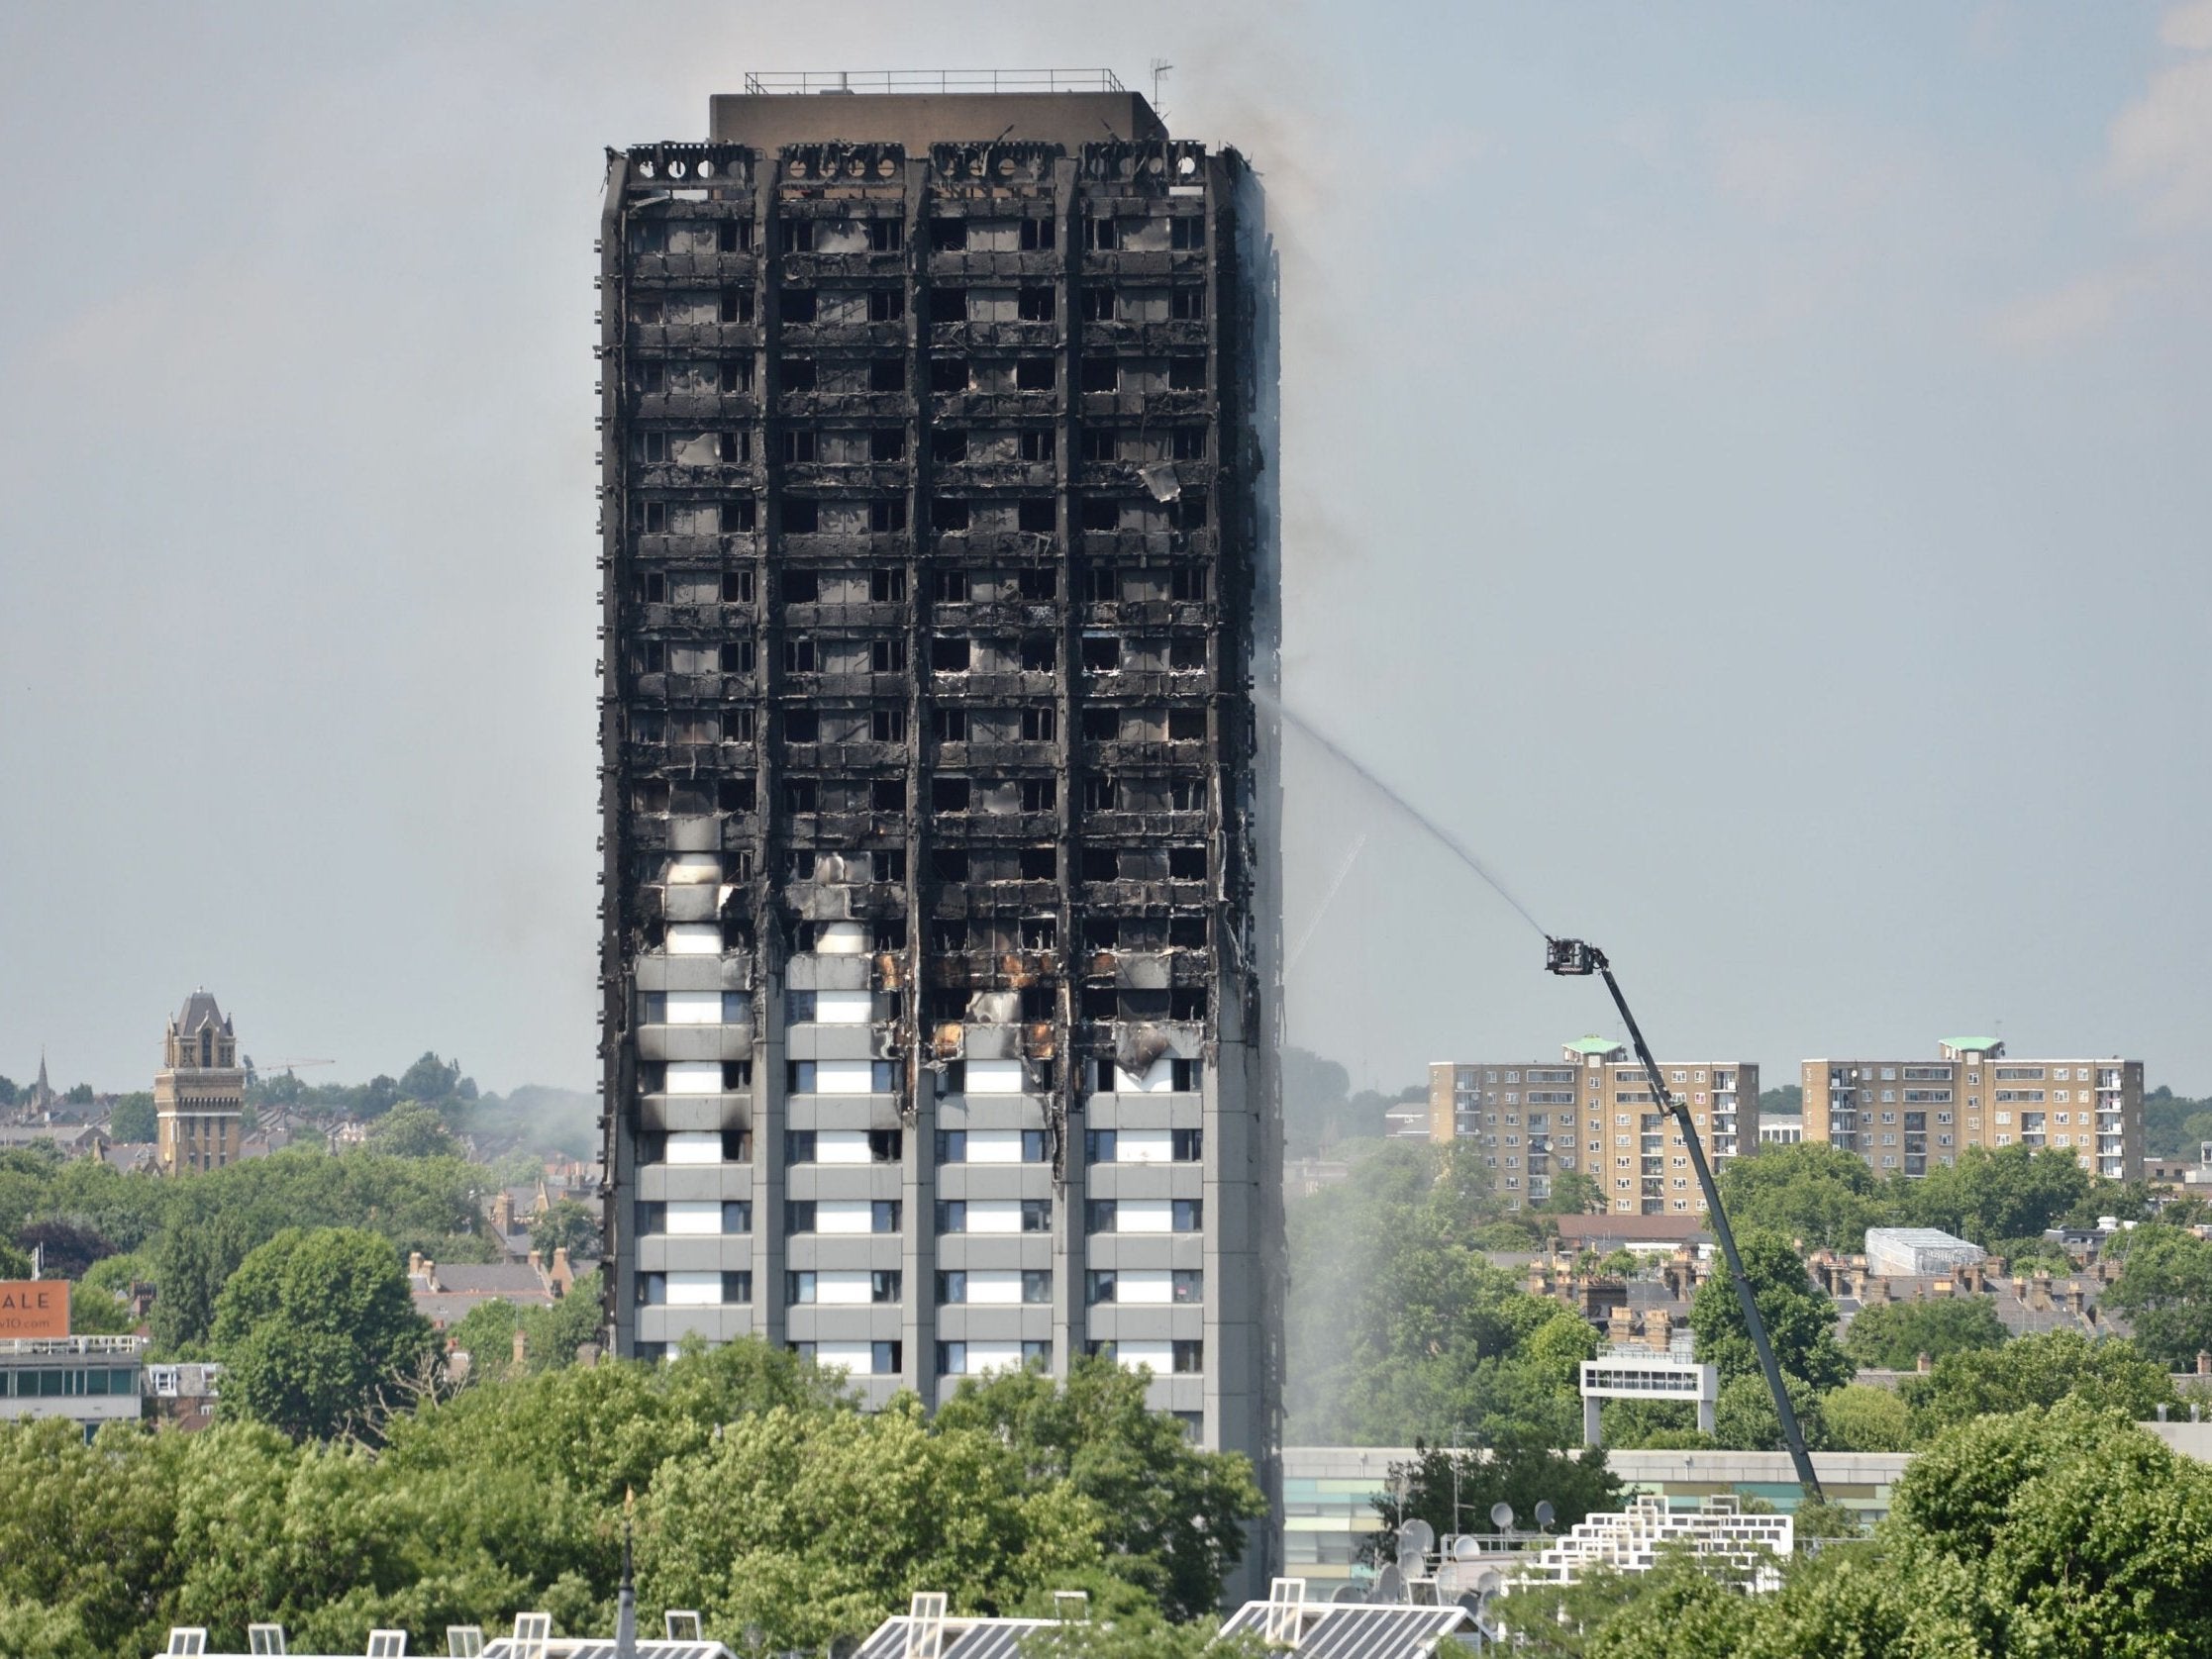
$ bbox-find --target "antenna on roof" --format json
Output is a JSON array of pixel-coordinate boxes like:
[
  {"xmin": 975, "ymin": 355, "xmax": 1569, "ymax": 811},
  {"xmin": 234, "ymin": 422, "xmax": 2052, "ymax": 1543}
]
[
  {"xmin": 1150, "ymin": 57, "xmax": 1172, "ymax": 117},
  {"xmin": 1372, "ymin": 1563, "xmax": 1408, "ymax": 1605}
]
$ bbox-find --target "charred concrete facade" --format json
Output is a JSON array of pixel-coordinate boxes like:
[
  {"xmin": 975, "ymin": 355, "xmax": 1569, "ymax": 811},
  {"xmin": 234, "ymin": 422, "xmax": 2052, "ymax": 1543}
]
[{"xmin": 594, "ymin": 86, "xmax": 1280, "ymax": 1563}]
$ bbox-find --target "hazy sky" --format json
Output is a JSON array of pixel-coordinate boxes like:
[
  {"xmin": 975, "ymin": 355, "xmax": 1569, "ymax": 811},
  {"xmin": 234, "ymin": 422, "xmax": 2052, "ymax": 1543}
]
[{"xmin": 4, "ymin": 3, "xmax": 2208, "ymax": 1098}]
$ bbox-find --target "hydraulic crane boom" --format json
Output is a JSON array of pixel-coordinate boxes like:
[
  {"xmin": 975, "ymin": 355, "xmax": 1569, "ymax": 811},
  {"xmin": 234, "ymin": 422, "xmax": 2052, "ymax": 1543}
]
[{"xmin": 1546, "ymin": 937, "xmax": 1825, "ymax": 1501}]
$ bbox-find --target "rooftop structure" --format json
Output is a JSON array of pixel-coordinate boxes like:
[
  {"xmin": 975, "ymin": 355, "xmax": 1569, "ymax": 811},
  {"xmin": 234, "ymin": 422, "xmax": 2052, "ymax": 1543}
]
[
  {"xmin": 1861, "ymin": 1226, "xmax": 1982, "ymax": 1280},
  {"xmin": 1579, "ymin": 1346, "xmax": 1717, "ymax": 1445},
  {"xmin": 1509, "ymin": 1495, "xmax": 1791, "ymax": 1593},
  {"xmin": 595, "ymin": 81, "xmax": 1283, "ymax": 1586},
  {"xmin": 1, "ymin": 1332, "xmax": 147, "ymax": 1434},
  {"xmin": 156, "ymin": 990, "xmax": 245, "ymax": 1175}
]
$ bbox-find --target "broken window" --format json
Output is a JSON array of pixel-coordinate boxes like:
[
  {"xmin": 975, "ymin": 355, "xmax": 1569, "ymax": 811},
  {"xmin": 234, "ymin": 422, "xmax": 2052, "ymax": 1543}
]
[
  {"xmin": 934, "ymin": 778, "xmax": 971, "ymax": 813},
  {"xmin": 931, "ymin": 218, "xmax": 968, "ymax": 250},
  {"xmin": 931, "ymin": 358, "xmax": 971, "ymax": 393},
  {"xmin": 720, "ymin": 500, "xmax": 755, "ymax": 534},
  {"xmin": 718, "ymin": 641, "xmax": 754, "ymax": 672},
  {"xmin": 1169, "ymin": 914, "xmax": 1205, "ymax": 948},
  {"xmin": 784, "ymin": 220, "xmax": 816, "ymax": 253},
  {"xmin": 868, "ymin": 499, "xmax": 908, "ymax": 533},
  {"xmin": 1018, "ymin": 288, "xmax": 1056, "ymax": 322},
  {"xmin": 1080, "ymin": 709, "xmax": 1118, "ymax": 740},
  {"xmin": 1170, "ymin": 990, "xmax": 1205, "ymax": 1022},
  {"xmin": 871, "ymin": 849, "xmax": 906, "ymax": 883},
  {"xmin": 782, "ymin": 710, "xmax": 819, "ymax": 743},
  {"xmin": 1080, "ymin": 289, "xmax": 1115, "ymax": 323},
  {"xmin": 934, "ymin": 847, "xmax": 969, "ymax": 881},
  {"xmin": 721, "ymin": 289, "xmax": 754, "ymax": 324},
  {"xmin": 1019, "ymin": 635, "xmax": 1056, "ymax": 670},
  {"xmin": 784, "ymin": 638, "xmax": 817, "ymax": 672},
  {"xmin": 933, "ymin": 430, "xmax": 968, "ymax": 463},
  {"xmin": 783, "ymin": 290, "xmax": 818, "ymax": 325},
  {"xmin": 1084, "ymin": 218, "xmax": 1117, "ymax": 251},
  {"xmin": 1168, "ymin": 636, "xmax": 1205, "ymax": 670},
  {"xmin": 1019, "ymin": 846, "xmax": 1056, "ymax": 879},
  {"xmin": 785, "ymin": 779, "xmax": 819, "ymax": 812},
  {"xmin": 718, "ymin": 777, "xmax": 756, "ymax": 812},
  {"xmin": 870, "ymin": 428, "xmax": 907, "ymax": 461},
  {"xmin": 1021, "ymin": 916, "xmax": 1056, "ymax": 949},
  {"xmin": 1017, "ymin": 431, "xmax": 1055, "ymax": 463},
  {"xmin": 1079, "ymin": 498, "xmax": 1120, "ymax": 531},
  {"xmin": 931, "ymin": 636, "xmax": 972, "ymax": 673},
  {"xmin": 718, "ymin": 219, "xmax": 752, "ymax": 252},
  {"xmin": 1082, "ymin": 775, "xmax": 1117, "ymax": 811},
  {"xmin": 932, "ymin": 918, "xmax": 970, "ymax": 950},
  {"xmin": 935, "ymin": 708, "xmax": 967, "ymax": 741},
  {"xmin": 1168, "ymin": 846, "xmax": 1207, "ymax": 879},
  {"xmin": 1020, "ymin": 218, "xmax": 1055, "ymax": 251},
  {"xmin": 932, "ymin": 498, "xmax": 970, "ymax": 532},
  {"xmin": 1021, "ymin": 779, "xmax": 1056, "ymax": 812},
  {"xmin": 869, "ymin": 219, "xmax": 904, "ymax": 252},
  {"xmin": 1080, "ymin": 357, "xmax": 1119, "ymax": 394},
  {"xmin": 933, "ymin": 288, "xmax": 969, "ymax": 323},
  {"xmin": 1017, "ymin": 567, "xmax": 1056, "ymax": 599},
  {"xmin": 1015, "ymin": 357, "xmax": 1056, "ymax": 391},
  {"xmin": 719, "ymin": 431, "xmax": 748, "ymax": 462},
  {"xmin": 869, "ymin": 567, "xmax": 907, "ymax": 601},
  {"xmin": 1170, "ymin": 287, "xmax": 1205, "ymax": 321},
  {"xmin": 633, "ymin": 779, "xmax": 669, "ymax": 814},
  {"xmin": 1080, "ymin": 635, "xmax": 1123, "ymax": 672},
  {"xmin": 636, "ymin": 359, "xmax": 666, "ymax": 394},
  {"xmin": 781, "ymin": 431, "xmax": 818, "ymax": 463},
  {"xmin": 1167, "ymin": 357, "xmax": 1206, "ymax": 391},
  {"xmin": 1169, "ymin": 565, "xmax": 1207, "ymax": 601},
  {"xmin": 1020, "ymin": 707, "xmax": 1056, "ymax": 740},
  {"xmin": 871, "ymin": 778, "xmax": 904, "ymax": 811},
  {"xmin": 934, "ymin": 569, "xmax": 969, "ymax": 602},
  {"xmin": 638, "ymin": 570, "xmax": 666, "ymax": 604},
  {"xmin": 1081, "ymin": 847, "xmax": 1120, "ymax": 881},
  {"xmin": 1170, "ymin": 217, "xmax": 1204, "ymax": 250},
  {"xmin": 631, "ymin": 297, "xmax": 665, "ymax": 326},
  {"xmin": 866, "ymin": 288, "xmax": 905, "ymax": 323},
  {"xmin": 782, "ymin": 359, "xmax": 818, "ymax": 394},
  {"xmin": 870, "ymin": 708, "xmax": 905, "ymax": 741},
  {"xmin": 721, "ymin": 358, "xmax": 752, "ymax": 392},
  {"xmin": 1018, "ymin": 498, "xmax": 1056, "ymax": 534},
  {"xmin": 1170, "ymin": 428, "xmax": 1204, "ymax": 461},
  {"xmin": 1078, "ymin": 430, "xmax": 1118, "ymax": 464},
  {"xmin": 781, "ymin": 499, "xmax": 818, "ymax": 535},
  {"xmin": 869, "ymin": 637, "xmax": 907, "ymax": 672}
]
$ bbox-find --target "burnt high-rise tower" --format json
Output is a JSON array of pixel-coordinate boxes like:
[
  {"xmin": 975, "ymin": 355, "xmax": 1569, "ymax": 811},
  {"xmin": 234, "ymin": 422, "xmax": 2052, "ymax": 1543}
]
[{"xmin": 597, "ymin": 72, "xmax": 1279, "ymax": 1559}]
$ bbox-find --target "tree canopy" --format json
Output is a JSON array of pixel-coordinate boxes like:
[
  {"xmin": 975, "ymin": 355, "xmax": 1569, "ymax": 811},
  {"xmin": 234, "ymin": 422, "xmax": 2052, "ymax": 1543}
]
[
  {"xmin": 1688, "ymin": 1229, "xmax": 1852, "ymax": 1395},
  {"xmin": 1842, "ymin": 1296, "xmax": 2009, "ymax": 1372}
]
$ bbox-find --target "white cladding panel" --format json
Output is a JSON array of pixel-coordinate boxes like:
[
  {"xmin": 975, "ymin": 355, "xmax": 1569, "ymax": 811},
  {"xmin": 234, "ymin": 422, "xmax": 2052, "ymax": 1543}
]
[
  {"xmin": 966, "ymin": 1129, "xmax": 1027, "ymax": 1164},
  {"xmin": 1115, "ymin": 1129, "xmax": 1174, "ymax": 1164},
  {"xmin": 816, "ymin": 991, "xmax": 875, "ymax": 1025},
  {"xmin": 1119, "ymin": 1339, "xmax": 1175, "ymax": 1372},
  {"xmin": 816, "ymin": 1340, "xmax": 878, "ymax": 1372},
  {"xmin": 665, "ymin": 1200, "xmax": 723, "ymax": 1234},
  {"xmin": 960, "ymin": 1341, "xmax": 1025, "ymax": 1375},
  {"xmin": 816, "ymin": 1060, "xmax": 876, "ymax": 1095},
  {"xmin": 667, "ymin": 924, "xmax": 722, "ymax": 955},
  {"xmin": 816, "ymin": 1200, "xmax": 876, "ymax": 1235},
  {"xmin": 815, "ymin": 1271, "xmax": 873, "ymax": 1306},
  {"xmin": 816, "ymin": 1130, "xmax": 874, "ymax": 1164},
  {"xmin": 966, "ymin": 1059, "xmax": 1024, "ymax": 1095},
  {"xmin": 1117, "ymin": 1269, "xmax": 1174, "ymax": 1305},
  {"xmin": 966, "ymin": 1200, "xmax": 1026, "ymax": 1235},
  {"xmin": 817, "ymin": 923, "xmax": 869, "ymax": 954},
  {"xmin": 666, "ymin": 1061, "xmax": 723, "ymax": 1094},
  {"xmin": 1115, "ymin": 1056, "xmax": 1174, "ymax": 1093},
  {"xmin": 665, "ymin": 1132, "xmax": 724, "ymax": 1165},
  {"xmin": 1116, "ymin": 1199, "xmax": 1173, "ymax": 1233},
  {"xmin": 965, "ymin": 1270, "xmax": 1024, "ymax": 1306},
  {"xmin": 665, "ymin": 1271, "xmax": 723, "ymax": 1307},
  {"xmin": 666, "ymin": 991, "xmax": 723, "ymax": 1025}
]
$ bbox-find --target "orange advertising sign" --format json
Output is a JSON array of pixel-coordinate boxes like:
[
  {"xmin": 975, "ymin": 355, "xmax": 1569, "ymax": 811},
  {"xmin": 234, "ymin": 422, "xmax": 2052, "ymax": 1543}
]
[{"xmin": 0, "ymin": 1281, "xmax": 68, "ymax": 1339}]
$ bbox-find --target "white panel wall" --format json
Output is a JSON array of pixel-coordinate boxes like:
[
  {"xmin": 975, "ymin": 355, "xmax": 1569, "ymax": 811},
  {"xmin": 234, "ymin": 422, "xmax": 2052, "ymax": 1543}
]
[
  {"xmin": 816, "ymin": 1200, "xmax": 876, "ymax": 1235},
  {"xmin": 817, "ymin": 1340, "xmax": 878, "ymax": 1372},
  {"xmin": 666, "ymin": 991, "xmax": 722, "ymax": 1025},
  {"xmin": 1119, "ymin": 1339, "xmax": 1174, "ymax": 1373},
  {"xmin": 965, "ymin": 1270, "xmax": 1024, "ymax": 1306},
  {"xmin": 817, "ymin": 923, "xmax": 869, "ymax": 954},
  {"xmin": 1116, "ymin": 1199, "xmax": 1173, "ymax": 1233},
  {"xmin": 815, "ymin": 991, "xmax": 874, "ymax": 1025},
  {"xmin": 966, "ymin": 1059, "xmax": 1023, "ymax": 1095},
  {"xmin": 815, "ymin": 1271, "xmax": 873, "ymax": 1306},
  {"xmin": 816, "ymin": 1129, "xmax": 874, "ymax": 1164},
  {"xmin": 1115, "ymin": 1128, "xmax": 1174, "ymax": 1164},
  {"xmin": 666, "ymin": 1062, "xmax": 722, "ymax": 1094},
  {"xmin": 965, "ymin": 1129, "xmax": 1027, "ymax": 1164},
  {"xmin": 666, "ymin": 1271, "xmax": 723, "ymax": 1307},
  {"xmin": 965, "ymin": 1200, "xmax": 1025, "ymax": 1235},
  {"xmin": 960, "ymin": 1341, "xmax": 1025, "ymax": 1375},
  {"xmin": 1116, "ymin": 1269, "xmax": 1174, "ymax": 1305},
  {"xmin": 666, "ymin": 854, "xmax": 721, "ymax": 882},
  {"xmin": 816, "ymin": 1060, "xmax": 876, "ymax": 1095},
  {"xmin": 666, "ymin": 1200, "xmax": 722, "ymax": 1234},
  {"xmin": 667, "ymin": 924, "xmax": 721, "ymax": 955},
  {"xmin": 1114, "ymin": 1056, "xmax": 1174, "ymax": 1093},
  {"xmin": 665, "ymin": 1132, "xmax": 723, "ymax": 1165}
]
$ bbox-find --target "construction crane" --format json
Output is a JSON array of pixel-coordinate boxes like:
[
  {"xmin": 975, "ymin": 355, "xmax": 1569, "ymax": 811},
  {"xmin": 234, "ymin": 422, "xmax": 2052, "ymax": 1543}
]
[
  {"xmin": 1545, "ymin": 937, "xmax": 1824, "ymax": 1500},
  {"xmin": 241, "ymin": 1056, "xmax": 336, "ymax": 1088}
]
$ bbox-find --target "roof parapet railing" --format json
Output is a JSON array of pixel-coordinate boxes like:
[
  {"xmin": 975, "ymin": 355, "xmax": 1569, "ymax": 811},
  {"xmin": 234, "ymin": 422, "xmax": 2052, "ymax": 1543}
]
[{"xmin": 743, "ymin": 70, "xmax": 1126, "ymax": 96}]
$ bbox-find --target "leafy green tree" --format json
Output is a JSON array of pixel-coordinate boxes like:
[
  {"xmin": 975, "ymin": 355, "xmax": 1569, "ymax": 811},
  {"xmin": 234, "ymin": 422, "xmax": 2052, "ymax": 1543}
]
[
  {"xmin": 1021, "ymin": 1607, "xmax": 1271, "ymax": 1659},
  {"xmin": 1711, "ymin": 1373, "xmax": 1828, "ymax": 1453},
  {"xmin": 1369, "ymin": 1439, "xmax": 1622, "ymax": 1557},
  {"xmin": 0, "ymin": 1077, "xmax": 15, "ymax": 1107},
  {"xmin": 1688, "ymin": 1229, "xmax": 1851, "ymax": 1394},
  {"xmin": 641, "ymin": 1398, "xmax": 1108, "ymax": 1650},
  {"xmin": 108, "ymin": 1092, "xmax": 156, "ymax": 1143},
  {"xmin": 1820, "ymin": 1383, "xmax": 1911, "ymax": 1452},
  {"xmin": 212, "ymin": 1227, "xmax": 435, "ymax": 1439},
  {"xmin": 364, "ymin": 1101, "xmax": 460, "ymax": 1160},
  {"xmin": 1842, "ymin": 1296, "xmax": 2008, "ymax": 1371},
  {"xmin": 1902, "ymin": 1328, "xmax": 2178, "ymax": 1441},
  {"xmin": 1900, "ymin": 1144, "xmax": 2090, "ymax": 1247},
  {"xmin": 449, "ymin": 1272, "xmax": 606, "ymax": 1377},
  {"xmin": 934, "ymin": 1355, "xmax": 1264, "ymax": 1619},
  {"xmin": 64, "ymin": 1084, "xmax": 93, "ymax": 1107},
  {"xmin": 0, "ymin": 1238, "xmax": 29, "ymax": 1279},
  {"xmin": 530, "ymin": 1198, "xmax": 603, "ymax": 1262},
  {"xmin": 398, "ymin": 1052, "xmax": 462, "ymax": 1103},
  {"xmin": 1715, "ymin": 1142, "xmax": 1887, "ymax": 1253},
  {"xmin": 70, "ymin": 1249, "xmax": 142, "ymax": 1334},
  {"xmin": 1533, "ymin": 1172, "xmax": 1605, "ymax": 1217},
  {"xmin": 2104, "ymin": 1224, "xmax": 2212, "ymax": 1368}
]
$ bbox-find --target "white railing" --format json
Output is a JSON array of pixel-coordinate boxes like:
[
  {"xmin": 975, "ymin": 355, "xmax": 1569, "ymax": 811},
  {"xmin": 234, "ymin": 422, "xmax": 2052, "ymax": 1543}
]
[{"xmin": 743, "ymin": 70, "xmax": 1126, "ymax": 96}]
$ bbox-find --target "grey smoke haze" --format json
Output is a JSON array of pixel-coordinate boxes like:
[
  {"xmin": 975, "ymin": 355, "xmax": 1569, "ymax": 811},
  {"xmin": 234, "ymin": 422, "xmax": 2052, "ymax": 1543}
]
[{"xmin": 3, "ymin": 3, "xmax": 2209, "ymax": 1097}]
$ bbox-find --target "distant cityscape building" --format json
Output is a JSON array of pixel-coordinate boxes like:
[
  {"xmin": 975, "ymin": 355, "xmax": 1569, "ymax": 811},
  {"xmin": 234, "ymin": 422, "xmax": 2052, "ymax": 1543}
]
[
  {"xmin": 1758, "ymin": 1117, "xmax": 1803, "ymax": 1145},
  {"xmin": 155, "ymin": 991, "xmax": 245, "ymax": 1175},
  {"xmin": 1424, "ymin": 1044, "xmax": 1760, "ymax": 1212},
  {"xmin": 1802, "ymin": 1039, "xmax": 2142, "ymax": 1181},
  {"xmin": 0, "ymin": 1334, "xmax": 148, "ymax": 1436}
]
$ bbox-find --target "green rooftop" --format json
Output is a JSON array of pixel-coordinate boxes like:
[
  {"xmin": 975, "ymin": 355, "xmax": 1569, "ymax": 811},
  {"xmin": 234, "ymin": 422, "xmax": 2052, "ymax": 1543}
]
[
  {"xmin": 1563, "ymin": 1035, "xmax": 1624, "ymax": 1056},
  {"xmin": 1944, "ymin": 1036, "xmax": 2004, "ymax": 1053}
]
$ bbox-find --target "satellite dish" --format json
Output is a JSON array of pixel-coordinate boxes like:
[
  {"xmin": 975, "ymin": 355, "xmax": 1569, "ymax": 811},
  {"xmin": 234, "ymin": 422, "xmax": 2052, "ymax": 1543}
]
[
  {"xmin": 1535, "ymin": 1501, "xmax": 1557, "ymax": 1530},
  {"xmin": 1456, "ymin": 1592, "xmax": 1485, "ymax": 1621},
  {"xmin": 1489, "ymin": 1503, "xmax": 1516, "ymax": 1531},
  {"xmin": 1400, "ymin": 1517, "xmax": 1436, "ymax": 1558},
  {"xmin": 1331, "ymin": 1585, "xmax": 1365, "ymax": 1605},
  {"xmin": 1433, "ymin": 1562, "xmax": 1467, "ymax": 1600},
  {"xmin": 1373, "ymin": 1564, "xmax": 1407, "ymax": 1605},
  {"xmin": 1453, "ymin": 1534, "xmax": 1482, "ymax": 1562},
  {"xmin": 830, "ymin": 1639, "xmax": 858, "ymax": 1659}
]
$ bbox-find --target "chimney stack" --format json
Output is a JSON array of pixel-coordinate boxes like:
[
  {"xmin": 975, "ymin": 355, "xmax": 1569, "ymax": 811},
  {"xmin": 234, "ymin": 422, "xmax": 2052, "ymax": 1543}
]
[{"xmin": 1917, "ymin": 1351, "xmax": 1934, "ymax": 1375}]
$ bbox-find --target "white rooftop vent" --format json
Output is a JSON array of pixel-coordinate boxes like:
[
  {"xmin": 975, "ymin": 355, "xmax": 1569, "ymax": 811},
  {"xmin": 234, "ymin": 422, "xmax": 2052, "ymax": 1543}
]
[
  {"xmin": 165, "ymin": 1633, "xmax": 208, "ymax": 1658},
  {"xmin": 511, "ymin": 1613, "xmax": 552, "ymax": 1659},
  {"xmin": 665, "ymin": 1612, "xmax": 704, "ymax": 1641},
  {"xmin": 248, "ymin": 1625, "xmax": 287, "ymax": 1656},
  {"xmin": 446, "ymin": 1627, "xmax": 484, "ymax": 1657},
  {"xmin": 905, "ymin": 1593, "xmax": 948, "ymax": 1659},
  {"xmin": 367, "ymin": 1633, "xmax": 408, "ymax": 1658},
  {"xmin": 1262, "ymin": 1578, "xmax": 1307, "ymax": 1646}
]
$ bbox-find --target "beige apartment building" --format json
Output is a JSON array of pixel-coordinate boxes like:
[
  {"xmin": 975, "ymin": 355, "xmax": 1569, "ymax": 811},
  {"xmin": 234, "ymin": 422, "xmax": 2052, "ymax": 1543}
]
[
  {"xmin": 1425, "ymin": 1042, "xmax": 1759, "ymax": 1214},
  {"xmin": 1802, "ymin": 1039, "xmax": 2141, "ymax": 1183},
  {"xmin": 154, "ymin": 990, "xmax": 245, "ymax": 1175}
]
